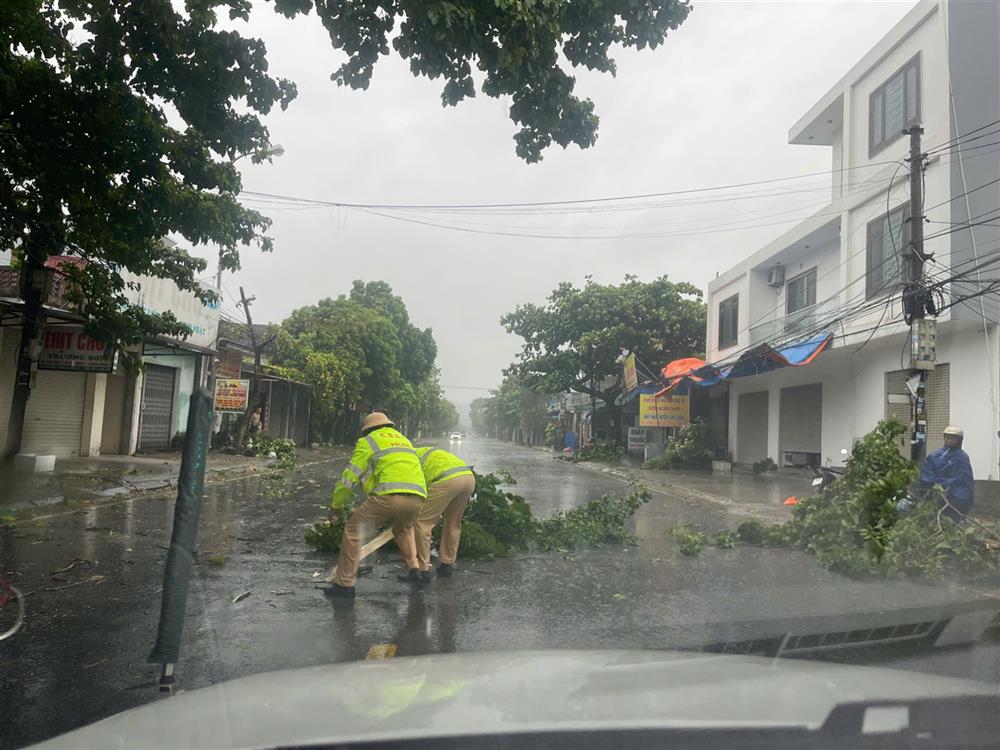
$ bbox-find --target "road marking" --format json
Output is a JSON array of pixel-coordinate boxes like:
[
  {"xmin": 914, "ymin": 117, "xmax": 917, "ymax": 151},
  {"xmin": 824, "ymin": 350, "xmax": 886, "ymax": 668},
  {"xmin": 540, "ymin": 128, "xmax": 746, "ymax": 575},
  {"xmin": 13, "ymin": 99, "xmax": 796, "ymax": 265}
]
[{"xmin": 367, "ymin": 643, "xmax": 397, "ymax": 659}]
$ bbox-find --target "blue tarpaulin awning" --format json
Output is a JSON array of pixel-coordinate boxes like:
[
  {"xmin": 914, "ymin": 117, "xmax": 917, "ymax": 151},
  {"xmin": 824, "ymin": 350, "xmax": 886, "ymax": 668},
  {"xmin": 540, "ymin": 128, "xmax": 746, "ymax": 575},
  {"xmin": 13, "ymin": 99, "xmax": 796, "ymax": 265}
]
[{"xmin": 659, "ymin": 332, "xmax": 833, "ymax": 395}]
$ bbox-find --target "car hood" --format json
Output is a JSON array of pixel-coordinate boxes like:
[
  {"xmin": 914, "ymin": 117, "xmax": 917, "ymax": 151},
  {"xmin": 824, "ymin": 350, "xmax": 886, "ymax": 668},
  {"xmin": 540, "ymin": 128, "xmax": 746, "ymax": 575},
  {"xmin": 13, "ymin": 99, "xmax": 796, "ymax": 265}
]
[{"xmin": 32, "ymin": 649, "xmax": 1000, "ymax": 749}]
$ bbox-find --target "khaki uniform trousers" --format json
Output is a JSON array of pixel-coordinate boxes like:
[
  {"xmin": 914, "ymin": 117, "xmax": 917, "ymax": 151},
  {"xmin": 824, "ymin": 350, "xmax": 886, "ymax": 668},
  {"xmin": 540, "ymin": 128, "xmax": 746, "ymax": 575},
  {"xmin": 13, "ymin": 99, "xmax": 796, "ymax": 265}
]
[
  {"xmin": 333, "ymin": 493, "xmax": 423, "ymax": 587},
  {"xmin": 406, "ymin": 473, "xmax": 476, "ymax": 571}
]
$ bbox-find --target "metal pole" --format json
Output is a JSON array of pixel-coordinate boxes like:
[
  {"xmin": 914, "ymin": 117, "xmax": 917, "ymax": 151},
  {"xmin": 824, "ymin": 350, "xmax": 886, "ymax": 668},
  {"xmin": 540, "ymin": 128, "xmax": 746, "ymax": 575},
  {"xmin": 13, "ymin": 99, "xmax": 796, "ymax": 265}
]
[{"xmin": 148, "ymin": 388, "xmax": 213, "ymax": 692}]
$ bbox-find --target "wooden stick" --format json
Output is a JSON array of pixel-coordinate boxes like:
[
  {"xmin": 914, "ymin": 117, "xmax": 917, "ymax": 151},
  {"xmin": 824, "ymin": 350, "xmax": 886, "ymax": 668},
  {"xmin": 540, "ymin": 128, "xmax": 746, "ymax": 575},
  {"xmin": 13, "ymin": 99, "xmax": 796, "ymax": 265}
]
[{"xmin": 324, "ymin": 528, "xmax": 394, "ymax": 583}]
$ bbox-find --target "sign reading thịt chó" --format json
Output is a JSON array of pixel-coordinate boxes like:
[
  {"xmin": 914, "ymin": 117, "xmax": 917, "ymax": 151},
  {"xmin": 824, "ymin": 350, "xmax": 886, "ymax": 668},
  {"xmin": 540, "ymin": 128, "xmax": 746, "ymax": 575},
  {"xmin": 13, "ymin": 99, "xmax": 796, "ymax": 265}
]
[
  {"xmin": 214, "ymin": 379, "xmax": 250, "ymax": 414},
  {"xmin": 638, "ymin": 394, "xmax": 689, "ymax": 428},
  {"xmin": 38, "ymin": 328, "xmax": 114, "ymax": 372}
]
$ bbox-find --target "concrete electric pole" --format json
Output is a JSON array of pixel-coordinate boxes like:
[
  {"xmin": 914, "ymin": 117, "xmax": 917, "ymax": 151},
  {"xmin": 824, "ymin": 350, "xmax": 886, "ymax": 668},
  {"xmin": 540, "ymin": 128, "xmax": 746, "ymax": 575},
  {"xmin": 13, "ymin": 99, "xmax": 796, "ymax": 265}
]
[{"xmin": 903, "ymin": 126, "xmax": 935, "ymax": 464}]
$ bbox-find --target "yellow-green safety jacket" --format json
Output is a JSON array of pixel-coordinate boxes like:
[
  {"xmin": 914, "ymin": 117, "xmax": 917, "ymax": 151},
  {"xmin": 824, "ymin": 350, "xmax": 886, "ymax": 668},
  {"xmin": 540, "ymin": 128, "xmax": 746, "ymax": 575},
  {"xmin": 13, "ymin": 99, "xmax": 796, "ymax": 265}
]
[
  {"xmin": 331, "ymin": 427, "xmax": 428, "ymax": 509},
  {"xmin": 415, "ymin": 447, "xmax": 474, "ymax": 485}
]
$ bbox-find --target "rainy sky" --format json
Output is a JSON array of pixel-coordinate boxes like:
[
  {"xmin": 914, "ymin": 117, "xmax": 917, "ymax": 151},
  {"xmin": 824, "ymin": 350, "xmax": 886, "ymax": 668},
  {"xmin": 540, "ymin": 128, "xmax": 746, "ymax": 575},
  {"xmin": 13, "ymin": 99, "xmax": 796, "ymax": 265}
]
[{"xmin": 204, "ymin": 1, "xmax": 914, "ymax": 419}]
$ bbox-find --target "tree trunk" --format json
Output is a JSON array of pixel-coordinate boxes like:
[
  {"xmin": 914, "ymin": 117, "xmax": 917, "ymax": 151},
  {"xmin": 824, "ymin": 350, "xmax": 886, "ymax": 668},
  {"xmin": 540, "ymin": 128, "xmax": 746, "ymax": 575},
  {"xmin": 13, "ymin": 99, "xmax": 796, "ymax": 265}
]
[{"xmin": 4, "ymin": 233, "xmax": 48, "ymax": 459}]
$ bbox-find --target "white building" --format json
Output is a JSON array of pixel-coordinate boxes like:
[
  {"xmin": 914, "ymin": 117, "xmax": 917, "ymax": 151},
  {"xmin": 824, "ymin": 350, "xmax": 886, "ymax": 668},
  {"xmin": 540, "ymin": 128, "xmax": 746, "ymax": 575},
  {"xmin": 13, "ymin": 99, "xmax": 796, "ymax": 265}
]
[{"xmin": 705, "ymin": 1, "xmax": 1000, "ymax": 480}]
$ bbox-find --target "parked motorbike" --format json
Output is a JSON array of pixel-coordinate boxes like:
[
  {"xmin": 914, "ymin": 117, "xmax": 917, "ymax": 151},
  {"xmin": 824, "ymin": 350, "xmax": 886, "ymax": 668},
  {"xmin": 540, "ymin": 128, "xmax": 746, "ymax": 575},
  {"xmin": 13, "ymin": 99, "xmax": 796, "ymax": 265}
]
[
  {"xmin": 810, "ymin": 464, "xmax": 845, "ymax": 491},
  {"xmin": 810, "ymin": 448, "xmax": 849, "ymax": 492}
]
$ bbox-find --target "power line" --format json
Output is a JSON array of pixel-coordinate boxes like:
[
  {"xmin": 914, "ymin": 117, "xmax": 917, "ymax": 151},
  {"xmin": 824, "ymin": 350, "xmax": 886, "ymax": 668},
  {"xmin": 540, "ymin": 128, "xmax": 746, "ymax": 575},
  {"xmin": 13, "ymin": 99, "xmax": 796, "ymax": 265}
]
[{"xmin": 240, "ymin": 160, "xmax": 903, "ymax": 213}]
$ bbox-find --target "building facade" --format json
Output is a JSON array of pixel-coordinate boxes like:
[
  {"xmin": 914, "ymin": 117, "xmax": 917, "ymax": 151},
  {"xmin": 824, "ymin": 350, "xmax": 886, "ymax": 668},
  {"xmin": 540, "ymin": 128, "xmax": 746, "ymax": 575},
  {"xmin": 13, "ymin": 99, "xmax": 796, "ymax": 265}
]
[
  {"xmin": 705, "ymin": 1, "xmax": 1000, "ymax": 479},
  {"xmin": 0, "ymin": 252, "xmax": 219, "ymax": 458}
]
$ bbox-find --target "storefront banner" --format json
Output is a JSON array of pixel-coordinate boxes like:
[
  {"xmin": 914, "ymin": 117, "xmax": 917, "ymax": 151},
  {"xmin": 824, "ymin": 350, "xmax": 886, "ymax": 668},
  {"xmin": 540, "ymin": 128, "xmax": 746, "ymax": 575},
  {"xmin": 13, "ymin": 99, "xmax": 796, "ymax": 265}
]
[
  {"xmin": 638, "ymin": 393, "xmax": 690, "ymax": 428},
  {"xmin": 213, "ymin": 378, "xmax": 250, "ymax": 413},
  {"xmin": 37, "ymin": 328, "xmax": 114, "ymax": 372},
  {"xmin": 623, "ymin": 353, "xmax": 638, "ymax": 393}
]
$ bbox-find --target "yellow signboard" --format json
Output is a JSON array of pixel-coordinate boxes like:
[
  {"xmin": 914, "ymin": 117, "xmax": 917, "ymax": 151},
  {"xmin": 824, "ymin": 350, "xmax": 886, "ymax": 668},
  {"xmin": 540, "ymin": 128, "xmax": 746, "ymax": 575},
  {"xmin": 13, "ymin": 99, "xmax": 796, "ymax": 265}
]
[
  {"xmin": 638, "ymin": 394, "xmax": 690, "ymax": 428},
  {"xmin": 623, "ymin": 353, "xmax": 638, "ymax": 392}
]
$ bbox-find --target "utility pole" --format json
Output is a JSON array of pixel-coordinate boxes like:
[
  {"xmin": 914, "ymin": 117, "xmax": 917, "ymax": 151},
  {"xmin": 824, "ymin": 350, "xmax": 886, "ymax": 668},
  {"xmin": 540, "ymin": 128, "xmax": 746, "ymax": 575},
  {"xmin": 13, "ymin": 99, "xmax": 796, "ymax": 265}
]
[
  {"xmin": 237, "ymin": 286, "xmax": 263, "ymax": 448},
  {"xmin": 904, "ymin": 126, "xmax": 933, "ymax": 464}
]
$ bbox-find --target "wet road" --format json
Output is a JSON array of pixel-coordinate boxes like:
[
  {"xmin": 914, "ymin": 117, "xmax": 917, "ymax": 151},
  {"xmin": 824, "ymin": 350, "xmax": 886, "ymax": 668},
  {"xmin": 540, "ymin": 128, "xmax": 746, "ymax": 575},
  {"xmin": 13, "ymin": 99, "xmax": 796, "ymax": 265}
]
[{"xmin": 2, "ymin": 438, "xmax": 999, "ymax": 748}]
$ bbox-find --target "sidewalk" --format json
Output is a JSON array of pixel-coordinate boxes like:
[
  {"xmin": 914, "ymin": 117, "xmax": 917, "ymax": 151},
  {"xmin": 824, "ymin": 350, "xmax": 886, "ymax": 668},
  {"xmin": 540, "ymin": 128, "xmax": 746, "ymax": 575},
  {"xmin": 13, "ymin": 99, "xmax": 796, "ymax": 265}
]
[
  {"xmin": 572, "ymin": 460, "xmax": 813, "ymax": 523},
  {"xmin": 0, "ymin": 446, "xmax": 347, "ymax": 514}
]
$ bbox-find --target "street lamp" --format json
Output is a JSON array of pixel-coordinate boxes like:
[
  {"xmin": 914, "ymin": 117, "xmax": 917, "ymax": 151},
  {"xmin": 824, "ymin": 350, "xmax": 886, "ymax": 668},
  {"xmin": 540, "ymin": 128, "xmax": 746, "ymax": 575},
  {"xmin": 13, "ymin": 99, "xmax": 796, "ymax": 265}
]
[{"xmin": 231, "ymin": 143, "xmax": 286, "ymax": 164}]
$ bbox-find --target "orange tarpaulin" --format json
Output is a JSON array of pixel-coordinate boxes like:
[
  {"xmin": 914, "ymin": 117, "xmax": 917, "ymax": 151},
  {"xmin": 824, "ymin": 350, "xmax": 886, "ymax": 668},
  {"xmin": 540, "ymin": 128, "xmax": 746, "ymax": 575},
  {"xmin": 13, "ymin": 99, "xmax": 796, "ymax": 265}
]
[{"xmin": 656, "ymin": 357, "xmax": 706, "ymax": 397}]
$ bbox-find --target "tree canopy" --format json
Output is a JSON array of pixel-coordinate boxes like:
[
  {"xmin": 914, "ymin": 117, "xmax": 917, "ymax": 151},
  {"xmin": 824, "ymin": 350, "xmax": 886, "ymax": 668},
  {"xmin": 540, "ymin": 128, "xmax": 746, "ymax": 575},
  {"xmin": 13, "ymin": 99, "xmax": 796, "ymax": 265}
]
[
  {"xmin": 2, "ymin": 1, "xmax": 692, "ymax": 347},
  {"xmin": 501, "ymin": 274, "xmax": 706, "ymax": 408},
  {"xmin": 270, "ymin": 280, "xmax": 453, "ymax": 441},
  {"xmin": 470, "ymin": 373, "xmax": 548, "ymax": 439}
]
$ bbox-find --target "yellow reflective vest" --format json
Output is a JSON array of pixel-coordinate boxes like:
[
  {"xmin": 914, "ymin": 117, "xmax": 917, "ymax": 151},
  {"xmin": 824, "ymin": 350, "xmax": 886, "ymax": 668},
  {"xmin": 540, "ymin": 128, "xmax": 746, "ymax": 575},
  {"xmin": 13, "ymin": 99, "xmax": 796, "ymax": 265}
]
[
  {"xmin": 415, "ymin": 447, "xmax": 474, "ymax": 485},
  {"xmin": 331, "ymin": 427, "xmax": 428, "ymax": 509}
]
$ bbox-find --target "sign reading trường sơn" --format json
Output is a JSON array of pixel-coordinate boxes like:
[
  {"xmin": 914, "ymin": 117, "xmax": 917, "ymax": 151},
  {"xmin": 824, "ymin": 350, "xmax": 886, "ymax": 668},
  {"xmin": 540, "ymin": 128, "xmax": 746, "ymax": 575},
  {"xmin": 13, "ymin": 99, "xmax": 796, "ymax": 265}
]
[{"xmin": 38, "ymin": 328, "xmax": 114, "ymax": 372}]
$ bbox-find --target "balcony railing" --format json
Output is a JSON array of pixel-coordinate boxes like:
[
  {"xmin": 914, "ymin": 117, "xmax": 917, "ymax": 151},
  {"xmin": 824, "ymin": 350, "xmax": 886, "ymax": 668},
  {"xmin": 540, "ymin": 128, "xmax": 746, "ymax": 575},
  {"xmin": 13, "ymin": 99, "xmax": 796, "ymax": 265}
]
[{"xmin": 748, "ymin": 297, "xmax": 841, "ymax": 346}]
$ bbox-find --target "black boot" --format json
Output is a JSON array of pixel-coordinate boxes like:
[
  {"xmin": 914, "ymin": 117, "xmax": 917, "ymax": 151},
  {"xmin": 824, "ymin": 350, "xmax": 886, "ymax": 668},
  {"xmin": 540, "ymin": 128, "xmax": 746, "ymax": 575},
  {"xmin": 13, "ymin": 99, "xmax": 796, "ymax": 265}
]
[
  {"xmin": 397, "ymin": 568, "xmax": 425, "ymax": 584},
  {"xmin": 437, "ymin": 563, "xmax": 454, "ymax": 578},
  {"xmin": 420, "ymin": 570, "xmax": 433, "ymax": 584},
  {"xmin": 327, "ymin": 583, "xmax": 355, "ymax": 599}
]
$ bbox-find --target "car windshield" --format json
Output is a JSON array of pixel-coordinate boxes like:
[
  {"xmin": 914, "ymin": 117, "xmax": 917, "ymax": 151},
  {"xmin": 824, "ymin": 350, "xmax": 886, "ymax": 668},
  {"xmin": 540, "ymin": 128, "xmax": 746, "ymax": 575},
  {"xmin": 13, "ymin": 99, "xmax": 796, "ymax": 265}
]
[{"xmin": 3, "ymin": 1, "xmax": 1000, "ymax": 748}]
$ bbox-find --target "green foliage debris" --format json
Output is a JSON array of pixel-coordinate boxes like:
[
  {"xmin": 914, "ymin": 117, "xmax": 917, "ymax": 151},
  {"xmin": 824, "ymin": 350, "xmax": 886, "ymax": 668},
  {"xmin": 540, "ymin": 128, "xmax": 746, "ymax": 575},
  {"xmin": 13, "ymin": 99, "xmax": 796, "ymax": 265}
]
[
  {"xmin": 567, "ymin": 444, "xmax": 625, "ymax": 464},
  {"xmin": 304, "ymin": 513, "xmax": 347, "ymax": 554},
  {"xmin": 254, "ymin": 436, "xmax": 297, "ymax": 470},
  {"xmin": 642, "ymin": 418, "xmax": 714, "ymax": 470},
  {"xmin": 303, "ymin": 471, "xmax": 651, "ymax": 561},
  {"xmin": 669, "ymin": 524, "xmax": 706, "ymax": 556},
  {"xmin": 752, "ymin": 457, "xmax": 778, "ymax": 475},
  {"xmin": 682, "ymin": 420, "xmax": 1000, "ymax": 579}
]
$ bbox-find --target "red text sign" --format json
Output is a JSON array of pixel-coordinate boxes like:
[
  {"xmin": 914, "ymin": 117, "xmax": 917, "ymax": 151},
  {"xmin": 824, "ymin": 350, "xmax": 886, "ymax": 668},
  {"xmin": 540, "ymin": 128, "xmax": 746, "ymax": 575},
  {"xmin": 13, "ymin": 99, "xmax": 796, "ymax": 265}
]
[{"xmin": 38, "ymin": 328, "xmax": 114, "ymax": 372}]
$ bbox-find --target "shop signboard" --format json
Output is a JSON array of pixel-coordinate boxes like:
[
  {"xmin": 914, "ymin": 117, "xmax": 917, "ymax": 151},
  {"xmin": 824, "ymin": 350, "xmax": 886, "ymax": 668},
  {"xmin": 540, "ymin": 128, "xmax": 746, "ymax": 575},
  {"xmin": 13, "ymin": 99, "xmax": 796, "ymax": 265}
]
[
  {"xmin": 213, "ymin": 378, "xmax": 250, "ymax": 414},
  {"xmin": 623, "ymin": 353, "xmax": 638, "ymax": 393},
  {"xmin": 638, "ymin": 393, "xmax": 690, "ymax": 428},
  {"xmin": 216, "ymin": 350, "xmax": 243, "ymax": 379},
  {"xmin": 37, "ymin": 328, "xmax": 114, "ymax": 372},
  {"xmin": 627, "ymin": 427, "xmax": 646, "ymax": 453}
]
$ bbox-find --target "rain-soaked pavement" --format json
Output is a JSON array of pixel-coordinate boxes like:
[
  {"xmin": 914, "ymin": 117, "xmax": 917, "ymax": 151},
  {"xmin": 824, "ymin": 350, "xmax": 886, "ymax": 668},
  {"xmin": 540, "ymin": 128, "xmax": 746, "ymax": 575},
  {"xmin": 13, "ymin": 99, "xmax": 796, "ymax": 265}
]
[{"xmin": 2, "ymin": 438, "xmax": 1000, "ymax": 748}]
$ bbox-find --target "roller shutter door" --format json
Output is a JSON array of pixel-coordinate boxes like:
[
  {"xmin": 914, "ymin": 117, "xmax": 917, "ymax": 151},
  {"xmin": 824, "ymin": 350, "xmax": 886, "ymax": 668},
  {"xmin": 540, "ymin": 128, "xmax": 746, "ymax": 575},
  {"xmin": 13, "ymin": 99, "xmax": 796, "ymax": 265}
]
[
  {"xmin": 21, "ymin": 370, "xmax": 87, "ymax": 457},
  {"xmin": 736, "ymin": 391, "xmax": 769, "ymax": 464},
  {"xmin": 138, "ymin": 364, "xmax": 176, "ymax": 451},
  {"xmin": 886, "ymin": 364, "xmax": 950, "ymax": 457},
  {"xmin": 0, "ymin": 329, "xmax": 19, "ymax": 441},
  {"xmin": 779, "ymin": 383, "xmax": 822, "ymax": 454}
]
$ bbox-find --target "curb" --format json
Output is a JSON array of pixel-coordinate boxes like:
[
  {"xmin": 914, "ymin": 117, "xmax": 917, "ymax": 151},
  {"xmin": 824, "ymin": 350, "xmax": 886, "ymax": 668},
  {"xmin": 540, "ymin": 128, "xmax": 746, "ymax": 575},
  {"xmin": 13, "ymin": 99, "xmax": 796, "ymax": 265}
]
[{"xmin": 568, "ymin": 459, "xmax": 792, "ymax": 523}]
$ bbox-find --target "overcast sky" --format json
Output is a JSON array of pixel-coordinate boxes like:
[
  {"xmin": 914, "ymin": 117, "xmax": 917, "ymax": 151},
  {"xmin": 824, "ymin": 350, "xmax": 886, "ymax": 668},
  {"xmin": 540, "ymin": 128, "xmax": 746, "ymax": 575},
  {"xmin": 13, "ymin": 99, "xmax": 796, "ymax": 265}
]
[{"xmin": 209, "ymin": 1, "xmax": 915, "ymax": 417}]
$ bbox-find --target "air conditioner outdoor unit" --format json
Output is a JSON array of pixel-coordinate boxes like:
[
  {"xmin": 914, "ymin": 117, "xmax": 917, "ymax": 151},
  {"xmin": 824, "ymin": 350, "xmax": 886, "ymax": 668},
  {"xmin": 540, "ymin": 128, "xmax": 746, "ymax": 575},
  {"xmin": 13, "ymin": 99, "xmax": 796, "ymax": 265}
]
[{"xmin": 767, "ymin": 266, "xmax": 785, "ymax": 287}]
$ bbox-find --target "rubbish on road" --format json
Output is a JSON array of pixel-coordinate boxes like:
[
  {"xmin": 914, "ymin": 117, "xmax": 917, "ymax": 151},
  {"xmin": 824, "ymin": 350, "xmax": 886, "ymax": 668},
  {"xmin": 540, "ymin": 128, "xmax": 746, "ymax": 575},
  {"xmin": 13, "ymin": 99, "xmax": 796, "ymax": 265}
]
[
  {"xmin": 42, "ymin": 574, "xmax": 106, "ymax": 592},
  {"xmin": 783, "ymin": 496, "xmax": 798, "ymax": 506},
  {"xmin": 612, "ymin": 593, "xmax": 627, "ymax": 600},
  {"xmin": 231, "ymin": 591, "xmax": 251, "ymax": 604},
  {"xmin": 324, "ymin": 528, "xmax": 394, "ymax": 583},
  {"xmin": 205, "ymin": 556, "xmax": 226, "ymax": 566},
  {"xmin": 312, "ymin": 571, "xmax": 321, "ymax": 578},
  {"xmin": 270, "ymin": 589, "xmax": 294, "ymax": 596},
  {"xmin": 51, "ymin": 559, "xmax": 92, "ymax": 574}
]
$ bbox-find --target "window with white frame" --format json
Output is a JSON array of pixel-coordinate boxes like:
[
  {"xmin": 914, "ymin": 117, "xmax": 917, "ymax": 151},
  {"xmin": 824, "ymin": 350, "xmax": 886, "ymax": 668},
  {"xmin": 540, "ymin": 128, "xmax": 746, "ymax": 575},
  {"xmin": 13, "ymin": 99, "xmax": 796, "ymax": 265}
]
[
  {"xmin": 870, "ymin": 54, "xmax": 920, "ymax": 156},
  {"xmin": 786, "ymin": 268, "xmax": 817, "ymax": 314}
]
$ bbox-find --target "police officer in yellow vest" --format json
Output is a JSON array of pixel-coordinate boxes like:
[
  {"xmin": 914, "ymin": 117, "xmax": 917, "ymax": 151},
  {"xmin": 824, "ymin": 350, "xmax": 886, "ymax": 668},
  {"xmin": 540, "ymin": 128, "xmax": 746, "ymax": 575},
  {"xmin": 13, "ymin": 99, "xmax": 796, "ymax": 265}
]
[
  {"xmin": 328, "ymin": 412, "xmax": 427, "ymax": 598},
  {"xmin": 399, "ymin": 446, "xmax": 475, "ymax": 582}
]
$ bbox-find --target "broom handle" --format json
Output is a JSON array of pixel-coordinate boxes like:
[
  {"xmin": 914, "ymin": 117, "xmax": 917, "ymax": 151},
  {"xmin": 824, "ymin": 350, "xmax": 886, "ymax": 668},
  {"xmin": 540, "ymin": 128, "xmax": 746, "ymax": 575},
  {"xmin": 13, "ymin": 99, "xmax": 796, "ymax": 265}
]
[{"xmin": 324, "ymin": 527, "xmax": 395, "ymax": 583}]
